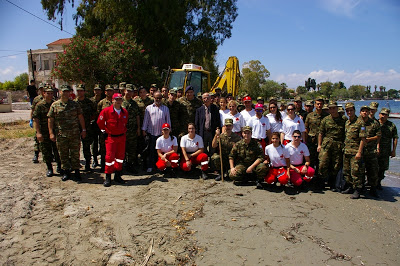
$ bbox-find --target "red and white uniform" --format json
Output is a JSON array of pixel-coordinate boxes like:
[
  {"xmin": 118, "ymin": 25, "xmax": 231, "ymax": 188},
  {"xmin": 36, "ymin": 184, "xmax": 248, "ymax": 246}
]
[
  {"xmin": 241, "ymin": 109, "xmax": 256, "ymax": 125},
  {"xmin": 223, "ymin": 112, "xmax": 246, "ymax": 133},
  {"xmin": 155, "ymin": 135, "xmax": 180, "ymax": 170},
  {"xmin": 281, "ymin": 115, "xmax": 305, "ymax": 143},
  {"xmin": 285, "ymin": 142, "xmax": 314, "ymax": 186},
  {"xmin": 248, "ymin": 115, "xmax": 270, "ymax": 151},
  {"xmin": 97, "ymin": 106, "xmax": 128, "ymax": 174},
  {"xmin": 264, "ymin": 144, "xmax": 290, "ymax": 185},
  {"xmin": 180, "ymin": 134, "xmax": 209, "ymax": 171}
]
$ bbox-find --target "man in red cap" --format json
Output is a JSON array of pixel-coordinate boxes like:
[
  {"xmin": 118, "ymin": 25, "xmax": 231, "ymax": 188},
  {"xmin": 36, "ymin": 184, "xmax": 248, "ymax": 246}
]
[
  {"xmin": 247, "ymin": 103, "xmax": 272, "ymax": 152},
  {"xmin": 240, "ymin": 96, "xmax": 255, "ymax": 125},
  {"xmin": 97, "ymin": 93, "xmax": 128, "ymax": 187}
]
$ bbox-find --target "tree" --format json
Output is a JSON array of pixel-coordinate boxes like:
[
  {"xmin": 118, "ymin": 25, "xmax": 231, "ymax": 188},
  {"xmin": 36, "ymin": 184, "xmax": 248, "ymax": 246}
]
[
  {"xmin": 296, "ymin": 86, "xmax": 307, "ymax": 95},
  {"xmin": 379, "ymin": 85, "xmax": 386, "ymax": 92},
  {"xmin": 240, "ymin": 60, "xmax": 270, "ymax": 98},
  {"xmin": 260, "ymin": 80, "xmax": 281, "ymax": 100},
  {"xmin": 14, "ymin": 73, "xmax": 29, "ymax": 91},
  {"xmin": 319, "ymin": 81, "xmax": 333, "ymax": 98},
  {"xmin": 280, "ymin": 83, "xmax": 290, "ymax": 98},
  {"xmin": 348, "ymin": 85, "xmax": 367, "ymax": 100},
  {"xmin": 331, "ymin": 88, "xmax": 349, "ymax": 99},
  {"xmin": 42, "ymin": 0, "xmax": 238, "ymax": 78}
]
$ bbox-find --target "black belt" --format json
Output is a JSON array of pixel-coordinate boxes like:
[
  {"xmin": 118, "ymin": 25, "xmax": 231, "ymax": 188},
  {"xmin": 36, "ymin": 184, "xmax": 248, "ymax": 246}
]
[{"xmin": 110, "ymin": 133, "xmax": 125, "ymax": 137}]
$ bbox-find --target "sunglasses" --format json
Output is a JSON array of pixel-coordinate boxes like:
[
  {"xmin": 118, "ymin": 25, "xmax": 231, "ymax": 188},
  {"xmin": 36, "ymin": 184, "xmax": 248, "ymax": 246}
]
[
  {"xmin": 293, "ymin": 135, "xmax": 301, "ymax": 138},
  {"xmin": 287, "ymin": 108, "xmax": 294, "ymax": 111},
  {"xmin": 155, "ymin": 97, "xmax": 163, "ymax": 100}
]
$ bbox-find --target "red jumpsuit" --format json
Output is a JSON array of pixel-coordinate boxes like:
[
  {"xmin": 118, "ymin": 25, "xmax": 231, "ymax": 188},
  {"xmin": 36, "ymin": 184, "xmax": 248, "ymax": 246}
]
[{"xmin": 97, "ymin": 106, "xmax": 128, "ymax": 174}]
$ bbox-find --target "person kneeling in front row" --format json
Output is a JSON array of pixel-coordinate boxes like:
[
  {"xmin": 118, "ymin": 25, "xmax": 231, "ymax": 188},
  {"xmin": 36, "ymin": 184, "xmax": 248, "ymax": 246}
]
[
  {"xmin": 264, "ymin": 132, "xmax": 290, "ymax": 186},
  {"xmin": 156, "ymin": 123, "xmax": 180, "ymax": 178}
]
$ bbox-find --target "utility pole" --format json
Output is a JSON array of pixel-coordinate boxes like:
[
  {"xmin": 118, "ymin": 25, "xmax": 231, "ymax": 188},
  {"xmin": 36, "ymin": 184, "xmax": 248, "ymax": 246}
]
[{"xmin": 30, "ymin": 49, "xmax": 35, "ymax": 81}]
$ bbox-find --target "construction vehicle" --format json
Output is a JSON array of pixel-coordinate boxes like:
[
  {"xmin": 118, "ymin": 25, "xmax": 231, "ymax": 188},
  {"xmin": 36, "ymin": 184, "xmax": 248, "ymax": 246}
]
[{"xmin": 164, "ymin": 56, "xmax": 240, "ymax": 97}]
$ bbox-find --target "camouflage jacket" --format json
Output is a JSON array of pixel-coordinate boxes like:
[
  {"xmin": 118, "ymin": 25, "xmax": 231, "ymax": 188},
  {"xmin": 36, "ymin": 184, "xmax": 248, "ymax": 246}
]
[
  {"xmin": 344, "ymin": 116, "xmax": 367, "ymax": 155},
  {"xmin": 97, "ymin": 98, "xmax": 112, "ymax": 115},
  {"xmin": 320, "ymin": 114, "xmax": 347, "ymax": 142},
  {"xmin": 379, "ymin": 120, "xmax": 398, "ymax": 155},
  {"xmin": 90, "ymin": 95, "xmax": 104, "ymax": 119},
  {"xmin": 364, "ymin": 117, "xmax": 381, "ymax": 155},
  {"xmin": 178, "ymin": 96, "xmax": 202, "ymax": 126},
  {"xmin": 75, "ymin": 97, "xmax": 96, "ymax": 128},
  {"xmin": 295, "ymin": 108, "xmax": 308, "ymax": 121},
  {"xmin": 122, "ymin": 98, "xmax": 140, "ymax": 131},
  {"xmin": 48, "ymin": 99, "xmax": 82, "ymax": 137},
  {"xmin": 166, "ymin": 100, "xmax": 183, "ymax": 135},
  {"xmin": 31, "ymin": 95, "xmax": 44, "ymax": 111},
  {"xmin": 229, "ymin": 138, "xmax": 264, "ymax": 167},
  {"xmin": 305, "ymin": 110, "xmax": 329, "ymax": 137},
  {"xmin": 134, "ymin": 97, "xmax": 153, "ymax": 126},
  {"xmin": 32, "ymin": 99, "xmax": 54, "ymax": 135},
  {"xmin": 217, "ymin": 132, "xmax": 242, "ymax": 158}
]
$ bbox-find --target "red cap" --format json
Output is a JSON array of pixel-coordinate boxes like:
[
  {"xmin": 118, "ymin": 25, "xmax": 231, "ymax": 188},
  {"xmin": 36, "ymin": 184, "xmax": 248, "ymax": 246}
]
[
  {"xmin": 112, "ymin": 93, "xmax": 123, "ymax": 99},
  {"xmin": 162, "ymin": 123, "xmax": 170, "ymax": 130},
  {"xmin": 255, "ymin": 103, "xmax": 264, "ymax": 109},
  {"xmin": 243, "ymin": 96, "xmax": 252, "ymax": 102}
]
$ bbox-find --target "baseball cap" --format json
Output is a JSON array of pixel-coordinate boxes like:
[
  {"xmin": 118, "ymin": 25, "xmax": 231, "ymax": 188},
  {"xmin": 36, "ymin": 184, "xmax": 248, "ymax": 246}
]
[
  {"xmin": 105, "ymin": 85, "xmax": 114, "ymax": 91},
  {"xmin": 369, "ymin": 102, "xmax": 379, "ymax": 110},
  {"xmin": 126, "ymin": 84, "xmax": 134, "ymax": 91},
  {"xmin": 255, "ymin": 103, "xmax": 264, "ymax": 110},
  {"xmin": 243, "ymin": 96, "xmax": 252, "ymax": 102},
  {"xmin": 294, "ymin": 96, "xmax": 302, "ymax": 102},
  {"xmin": 360, "ymin": 105, "xmax": 370, "ymax": 111},
  {"xmin": 242, "ymin": 126, "xmax": 252, "ymax": 132},
  {"xmin": 112, "ymin": 93, "xmax": 123, "ymax": 99},
  {"xmin": 345, "ymin": 102, "xmax": 355, "ymax": 110},
  {"xmin": 224, "ymin": 118, "xmax": 233, "ymax": 126},
  {"xmin": 328, "ymin": 101, "xmax": 338, "ymax": 108},
  {"xmin": 162, "ymin": 123, "xmax": 170, "ymax": 130},
  {"xmin": 305, "ymin": 100, "xmax": 314, "ymax": 106},
  {"xmin": 380, "ymin": 108, "xmax": 390, "ymax": 115},
  {"xmin": 94, "ymin": 84, "xmax": 101, "ymax": 90},
  {"xmin": 76, "ymin": 84, "xmax": 85, "ymax": 91}
]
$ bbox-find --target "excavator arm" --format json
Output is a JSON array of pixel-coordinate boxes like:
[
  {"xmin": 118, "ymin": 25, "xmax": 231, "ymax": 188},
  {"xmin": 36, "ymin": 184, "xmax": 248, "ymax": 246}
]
[{"xmin": 211, "ymin": 56, "xmax": 240, "ymax": 97}]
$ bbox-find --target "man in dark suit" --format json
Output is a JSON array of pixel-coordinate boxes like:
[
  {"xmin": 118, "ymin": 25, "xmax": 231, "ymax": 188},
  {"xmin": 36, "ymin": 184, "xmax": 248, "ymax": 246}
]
[{"xmin": 195, "ymin": 93, "xmax": 221, "ymax": 156}]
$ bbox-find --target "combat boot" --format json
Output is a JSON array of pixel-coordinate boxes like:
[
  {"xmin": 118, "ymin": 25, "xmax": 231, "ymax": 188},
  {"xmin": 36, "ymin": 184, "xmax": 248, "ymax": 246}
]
[
  {"xmin": 92, "ymin": 157, "xmax": 99, "ymax": 168},
  {"xmin": 350, "ymin": 188, "xmax": 361, "ymax": 199},
  {"xmin": 201, "ymin": 170, "xmax": 208, "ymax": 180},
  {"xmin": 104, "ymin": 174, "xmax": 111, "ymax": 187},
  {"xmin": 114, "ymin": 171, "xmax": 125, "ymax": 184},
  {"xmin": 56, "ymin": 162, "xmax": 62, "ymax": 174},
  {"xmin": 32, "ymin": 151, "xmax": 39, "ymax": 164},
  {"xmin": 85, "ymin": 159, "xmax": 91, "ymax": 171},
  {"xmin": 129, "ymin": 162, "xmax": 138, "ymax": 174},
  {"xmin": 74, "ymin": 169, "xmax": 82, "ymax": 182},
  {"xmin": 46, "ymin": 162, "xmax": 54, "ymax": 177},
  {"xmin": 62, "ymin": 170, "xmax": 70, "ymax": 181},
  {"xmin": 369, "ymin": 187, "xmax": 379, "ymax": 198}
]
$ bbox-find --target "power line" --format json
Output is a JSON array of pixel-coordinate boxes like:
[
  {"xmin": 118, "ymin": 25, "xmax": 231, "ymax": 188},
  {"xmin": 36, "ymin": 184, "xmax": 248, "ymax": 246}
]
[
  {"xmin": 0, "ymin": 49, "xmax": 26, "ymax": 52},
  {"xmin": 4, "ymin": 0, "xmax": 74, "ymax": 36},
  {"xmin": 0, "ymin": 52, "xmax": 26, "ymax": 58}
]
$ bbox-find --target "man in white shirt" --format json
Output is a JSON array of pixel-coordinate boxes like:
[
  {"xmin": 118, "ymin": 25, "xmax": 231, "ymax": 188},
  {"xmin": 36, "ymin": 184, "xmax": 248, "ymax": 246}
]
[
  {"xmin": 247, "ymin": 103, "xmax": 272, "ymax": 152},
  {"xmin": 240, "ymin": 96, "xmax": 255, "ymax": 125}
]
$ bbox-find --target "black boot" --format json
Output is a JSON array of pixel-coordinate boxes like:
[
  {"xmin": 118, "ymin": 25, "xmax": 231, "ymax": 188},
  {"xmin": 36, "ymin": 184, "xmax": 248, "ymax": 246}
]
[
  {"xmin": 215, "ymin": 174, "xmax": 222, "ymax": 181},
  {"xmin": 370, "ymin": 187, "xmax": 379, "ymax": 198},
  {"xmin": 56, "ymin": 162, "xmax": 62, "ymax": 174},
  {"xmin": 104, "ymin": 173, "xmax": 111, "ymax": 187},
  {"xmin": 100, "ymin": 157, "xmax": 105, "ymax": 173},
  {"xmin": 256, "ymin": 180, "xmax": 263, "ymax": 189},
  {"xmin": 74, "ymin": 169, "xmax": 82, "ymax": 182},
  {"xmin": 46, "ymin": 162, "xmax": 53, "ymax": 177},
  {"xmin": 85, "ymin": 159, "xmax": 91, "ymax": 171},
  {"xmin": 32, "ymin": 151, "xmax": 39, "ymax": 163},
  {"xmin": 129, "ymin": 162, "xmax": 138, "ymax": 174},
  {"xmin": 169, "ymin": 168, "xmax": 177, "ymax": 178},
  {"xmin": 201, "ymin": 171, "xmax": 208, "ymax": 180},
  {"xmin": 114, "ymin": 171, "xmax": 125, "ymax": 184},
  {"xmin": 351, "ymin": 188, "xmax": 361, "ymax": 199},
  {"xmin": 62, "ymin": 169, "xmax": 70, "ymax": 181},
  {"xmin": 341, "ymin": 186, "xmax": 354, "ymax": 194},
  {"xmin": 92, "ymin": 157, "xmax": 99, "ymax": 168}
]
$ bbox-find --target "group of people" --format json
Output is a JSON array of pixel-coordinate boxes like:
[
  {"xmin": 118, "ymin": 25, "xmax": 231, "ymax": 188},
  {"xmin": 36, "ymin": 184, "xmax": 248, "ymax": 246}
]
[{"xmin": 28, "ymin": 81, "xmax": 398, "ymax": 199}]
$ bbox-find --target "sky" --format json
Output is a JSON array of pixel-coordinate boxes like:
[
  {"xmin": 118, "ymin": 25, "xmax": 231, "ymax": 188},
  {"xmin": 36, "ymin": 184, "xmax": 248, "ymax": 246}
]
[{"xmin": 1, "ymin": 0, "xmax": 400, "ymax": 90}]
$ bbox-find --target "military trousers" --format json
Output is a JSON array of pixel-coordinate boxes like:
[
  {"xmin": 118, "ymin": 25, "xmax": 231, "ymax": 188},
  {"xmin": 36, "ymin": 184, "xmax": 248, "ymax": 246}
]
[
  {"xmin": 229, "ymin": 163, "xmax": 268, "ymax": 182},
  {"xmin": 306, "ymin": 136, "xmax": 319, "ymax": 173},
  {"xmin": 125, "ymin": 131, "xmax": 138, "ymax": 164},
  {"xmin": 81, "ymin": 129, "xmax": 93, "ymax": 161},
  {"xmin": 364, "ymin": 153, "xmax": 379, "ymax": 187},
  {"xmin": 318, "ymin": 139, "xmax": 343, "ymax": 186},
  {"xmin": 56, "ymin": 134, "xmax": 81, "ymax": 170},
  {"xmin": 40, "ymin": 134, "xmax": 60, "ymax": 164},
  {"xmin": 343, "ymin": 153, "xmax": 365, "ymax": 189}
]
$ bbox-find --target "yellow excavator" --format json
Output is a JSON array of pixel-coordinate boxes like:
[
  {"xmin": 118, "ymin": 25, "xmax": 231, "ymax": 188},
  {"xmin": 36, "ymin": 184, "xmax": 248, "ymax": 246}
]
[{"xmin": 164, "ymin": 56, "xmax": 240, "ymax": 97}]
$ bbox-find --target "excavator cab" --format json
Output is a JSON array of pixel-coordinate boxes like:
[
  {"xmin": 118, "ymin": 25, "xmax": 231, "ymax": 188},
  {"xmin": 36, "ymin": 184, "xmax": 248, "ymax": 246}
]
[{"xmin": 165, "ymin": 64, "xmax": 210, "ymax": 96}]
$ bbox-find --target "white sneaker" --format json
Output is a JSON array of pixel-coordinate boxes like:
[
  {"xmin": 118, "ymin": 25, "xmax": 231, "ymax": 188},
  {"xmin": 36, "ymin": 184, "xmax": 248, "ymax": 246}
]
[{"xmin": 146, "ymin": 168, "xmax": 153, "ymax": 173}]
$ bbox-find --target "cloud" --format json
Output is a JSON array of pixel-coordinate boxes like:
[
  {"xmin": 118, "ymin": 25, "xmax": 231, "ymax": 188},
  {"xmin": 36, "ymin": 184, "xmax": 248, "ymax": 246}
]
[
  {"xmin": 320, "ymin": 0, "xmax": 362, "ymax": 17},
  {"xmin": 0, "ymin": 66, "xmax": 28, "ymax": 82},
  {"xmin": 272, "ymin": 69, "xmax": 400, "ymax": 89}
]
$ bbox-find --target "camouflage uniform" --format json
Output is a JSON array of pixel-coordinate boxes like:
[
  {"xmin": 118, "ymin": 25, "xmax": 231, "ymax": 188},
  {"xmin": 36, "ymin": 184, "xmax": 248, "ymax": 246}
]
[
  {"xmin": 178, "ymin": 96, "xmax": 202, "ymax": 136},
  {"xmin": 318, "ymin": 114, "xmax": 347, "ymax": 187},
  {"xmin": 363, "ymin": 118, "xmax": 381, "ymax": 187},
  {"xmin": 305, "ymin": 110, "xmax": 328, "ymax": 174},
  {"xmin": 295, "ymin": 108, "xmax": 308, "ymax": 122},
  {"xmin": 228, "ymin": 138, "xmax": 268, "ymax": 182},
  {"xmin": 32, "ymin": 94, "xmax": 44, "ymax": 153},
  {"xmin": 343, "ymin": 116, "xmax": 367, "ymax": 189},
  {"xmin": 378, "ymin": 117, "xmax": 398, "ymax": 182},
  {"xmin": 122, "ymin": 97, "xmax": 140, "ymax": 164},
  {"xmin": 211, "ymin": 132, "xmax": 241, "ymax": 173},
  {"xmin": 75, "ymin": 96, "xmax": 96, "ymax": 163},
  {"xmin": 32, "ymin": 99, "xmax": 60, "ymax": 165},
  {"xmin": 134, "ymin": 96, "xmax": 153, "ymax": 165},
  {"xmin": 166, "ymin": 100, "xmax": 183, "ymax": 138},
  {"xmin": 48, "ymin": 99, "xmax": 83, "ymax": 170},
  {"xmin": 90, "ymin": 94, "xmax": 103, "ymax": 163}
]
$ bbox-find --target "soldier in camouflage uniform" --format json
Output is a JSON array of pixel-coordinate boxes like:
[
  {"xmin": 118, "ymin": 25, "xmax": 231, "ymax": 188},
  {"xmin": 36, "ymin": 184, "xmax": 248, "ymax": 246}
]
[
  {"xmin": 122, "ymin": 84, "xmax": 141, "ymax": 173},
  {"xmin": 229, "ymin": 126, "xmax": 268, "ymax": 188},
  {"xmin": 342, "ymin": 103, "xmax": 367, "ymax": 199},
  {"xmin": 48, "ymin": 86, "xmax": 87, "ymax": 182},
  {"xmin": 317, "ymin": 101, "xmax": 347, "ymax": 191},
  {"xmin": 369, "ymin": 102, "xmax": 379, "ymax": 121},
  {"xmin": 304, "ymin": 100, "xmax": 314, "ymax": 120},
  {"xmin": 166, "ymin": 88, "xmax": 183, "ymax": 138},
  {"xmin": 305, "ymin": 97, "xmax": 328, "ymax": 184},
  {"xmin": 178, "ymin": 86, "xmax": 202, "ymax": 137},
  {"xmin": 30, "ymin": 83, "xmax": 45, "ymax": 163},
  {"xmin": 75, "ymin": 84, "xmax": 96, "ymax": 171},
  {"xmin": 90, "ymin": 84, "xmax": 104, "ymax": 168},
  {"xmin": 294, "ymin": 96, "xmax": 308, "ymax": 121},
  {"xmin": 32, "ymin": 87, "xmax": 61, "ymax": 177},
  {"xmin": 363, "ymin": 107, "xmax": 381, "ymax": 197},
  {"xmin": 97, "ymin": 85, "xmax": 114, "ymax": 172},
  {"xmin": 377, "ymin": 108, "xmax": 398, "ymax": 189},
  {"xmin": 211, "ymin": 118, "xmax": 241, "ymax": 181}
]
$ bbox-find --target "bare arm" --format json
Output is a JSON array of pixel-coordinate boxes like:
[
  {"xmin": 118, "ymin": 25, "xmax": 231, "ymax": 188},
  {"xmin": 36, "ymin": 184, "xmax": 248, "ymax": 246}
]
[
  {"xmin": 355, "ymin": 137, "xmax": 366, "ymax": 160},
  {"xmin": 78, "ymin": 114, "xmax": 87, "ymax": 139},
  {"xmin": 48, "ymin": 117, "xmax": 55, "ymax": 142}
]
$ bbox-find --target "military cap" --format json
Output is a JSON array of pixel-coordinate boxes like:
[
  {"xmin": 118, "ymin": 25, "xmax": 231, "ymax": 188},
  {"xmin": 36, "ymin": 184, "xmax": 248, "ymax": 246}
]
[
  {"xmin": 125, "ymin": 84, "xmax": 134, "ymax": 91},
  {"xmin": 294, "ymin": 96, "xmax": 303, "ymax": 102},
  {"xmin": 226, "ymin": 93, "xmax": 233, "ymax": 97},
  {"xmin": 322, "ymin": 104, "xmax": 329, "ymax": 110},
  {"xmin": 280, "ymin": 100, "xmax": 287, "ymax": 106},
  {"xmin": 360, "ymin": 105, "xmax": 370, "ymax": 111},
  {"xmin": 185, "ymin": 85, "xmax": 194, "ymax": 93},
  {"xmin": 105, "ymin": 84, "xmax": 114, "ymax": 91},
  {"xmin": 76, "ymin": 84, "xmax": 85, "ymax": 91},
  {"xmin": 119, "ymin": 82, "xmax": 126, "ymax": 89},
  {"xmin": 60, "ymin": 85, "xmax": 70, "ymax": 92},
  {"xmin": 38, "ymin": 83, "xmax": 44, "ymax": 89},
  {"xmin": 209, "ymin": 92, "xmax": 215, "ymax": 97},
  {"xmin": 369, "ymin": 101, "xmax": 379, "ymax": 110},
  {"xmin": 45, "ymin": 82, "xmax": 51, "ymax": 87},
  {"xmin": 132, "ymin": 85, "xmax": 138, "ymax": 91},
  {"xmin": 169, "ymin": 88, "xmax": 177, "ymax": 94},
  {"xmin": 380, "ymin": 108, "xmax": 390, "ymax": 115},
  {"xmin": 215, "ymin": 87, "xmax": 222, "ymax": 91},
  {"xmin": 338, "ymin": 107, "xmax": 345, "ymax": 113},
  {"xmin": 345, "ymin": 102, "xmax": 355, "ymax": 110},
  {"xmin": 150, "ymin": 83, "xmax": 157, "ymax": 88},
  {"xmin": 224, "ymin": 118, "xmax": 233, "ymax": 126},
  {"xmin": 94, "ymin": 84, "xmax": 101, "ymax": 90},
  {"xmin": 242, "ymin": 126, "xmax": 252, "ymax": 132},
  {"xmin": 269, "ymin": 97, "xmax": 278, "ymax": 103},
  {"xmin": 305, "ymin": 100, "xmax": 314, "ymax": 106},
  {"xmin": 314, "ymin": 96, "xmax": 324, "ymax": 102},
  {"xmin": 44, "ymin": 87, "xmax": 53, "ymax": 92},
  {"xmin": 328, "ymin": 100, "xmax": 337, "ymax": 108},
  {"xmin": 197, "ymin": 92, "xmax": 202, "ymax": 97},
  {"xmin": 257, "ymin": 96, "xmax": 264, "ymax": 102},
  {"xmin": 177, "ymin": 87, "xmax": 183, "ymax": 92}
]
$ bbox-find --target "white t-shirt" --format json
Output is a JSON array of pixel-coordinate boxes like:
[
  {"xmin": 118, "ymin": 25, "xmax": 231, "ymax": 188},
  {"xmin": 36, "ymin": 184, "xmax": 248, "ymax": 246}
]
[
  {"xmin": 219, "ymin": 109, "xmax": 230, "ymax": 126},
  {"xmin": 281, "ymin": 115, "xmax": 306, "ymax": 140},
  {"xmin": 265, "ymin": 144, "xmax": 290, "ymax": 167},
  {"xmin": 223, "ymin": 112, "xmax": 246, "ymax": 132},
  {"xmin": 156, "ymin": 135, "xmax": 178, "ymax": 153},
  {"xmin": 266, "ymin": 113, "xmax": 283, "ymax": 134},
  {"xmin": 285, "ymin": 142, "xmax": 310, "ymax": 165},
  {"xmin": 180, "ymin": 134, "xmax": 204, "ymax": 153},
  {"xmin": 280, "ymin": 111, "xmax": 287, "ymax": 119},
  {"xmin": 247, "ymin": 115, "xmax": 270, "ymax": 139},
  {"xmin": 241, "ymin": 109, "xmax": 256, "ymax": 125}
]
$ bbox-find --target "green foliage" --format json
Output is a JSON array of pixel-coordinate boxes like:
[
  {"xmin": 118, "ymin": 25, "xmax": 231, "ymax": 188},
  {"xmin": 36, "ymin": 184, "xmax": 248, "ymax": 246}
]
[
  {"xmin": 296, "ymin": 86, "xmax": 307, "ymax": 95},
  {"xmin": 319, "ymin": 81, "xmax": 333, "ymax": 98},
  {"xmin": 52, "ymin": 33, "xmax": 157, "ymax": 89},
  {"xmin": 348, "ymin": 85, "xmax": 367, "ymax": 100},
  {"xmin": 260, "ymin": 80, "xmax": 281, "ymax": 100},
  {"xmin": 331, "ymin": 88, "xmax": 349, "ymax": 99},
  {"xmin": 240, "ymin": 60, "xmax": 270, "ymax": 97},
  {"xmin": 0, "ymin": 73, "xmax": 29, "ymax": 91}
]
